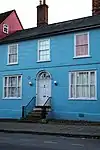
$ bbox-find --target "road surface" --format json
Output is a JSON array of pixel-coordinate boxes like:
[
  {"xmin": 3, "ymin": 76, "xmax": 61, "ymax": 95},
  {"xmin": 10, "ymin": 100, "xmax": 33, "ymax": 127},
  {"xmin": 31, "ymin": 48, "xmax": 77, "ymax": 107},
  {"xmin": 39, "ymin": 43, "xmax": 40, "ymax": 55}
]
[{"xmin": 0, "ymin": 132, "xmax": 100, "ymax": 150}]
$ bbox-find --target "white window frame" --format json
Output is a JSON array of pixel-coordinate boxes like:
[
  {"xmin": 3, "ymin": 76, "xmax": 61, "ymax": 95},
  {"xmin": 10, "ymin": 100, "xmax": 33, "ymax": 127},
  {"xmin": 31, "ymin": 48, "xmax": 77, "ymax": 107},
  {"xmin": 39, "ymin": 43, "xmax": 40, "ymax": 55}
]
[
  {"xmin": 3, "ymin": 24, "xmax": 9, "ymax": 34},
  {"xmin": 3, "ymin": 75, "xmax": 22, "ymax": 99},
  {"xmin": 74, "ymin": 32, "xmax": 90, "ymax": 58},
  {"xmin": 37, "ymin": 39, "xmax": 50, "ymax": 62},
  {"xmin": 69, "ymin": 70, "xmax": 97, "ymax": 100},
  {"xmin": 8, "ymin": 44, "xmax": 18, "ymax": 65}
]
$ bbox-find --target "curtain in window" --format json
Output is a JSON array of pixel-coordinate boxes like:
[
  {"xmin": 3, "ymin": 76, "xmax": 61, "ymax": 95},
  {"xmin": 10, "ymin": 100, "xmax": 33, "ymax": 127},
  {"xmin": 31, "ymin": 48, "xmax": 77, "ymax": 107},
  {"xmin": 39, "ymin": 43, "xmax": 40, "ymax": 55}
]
[
  {"xmin": 76, "ymin": 33, "xmax": 88, "ymax": 56},
  {"xmin": 70, "ymin": 71, "xmax": 96, "ymax": 99},
  {"xmin": 4, "ymin": 76, "xmax": 21, "ymax": 98}
]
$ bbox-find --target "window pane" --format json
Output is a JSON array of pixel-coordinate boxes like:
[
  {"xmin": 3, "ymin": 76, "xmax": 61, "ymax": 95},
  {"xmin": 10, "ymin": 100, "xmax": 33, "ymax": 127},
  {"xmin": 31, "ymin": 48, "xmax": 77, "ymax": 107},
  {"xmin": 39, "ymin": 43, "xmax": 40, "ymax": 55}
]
[
  {"xmin": 18, "ymin": 87, "xmax": 21, "ymax": 97},
  {"xmin": 71, "ymin": 73, "xmax": 75, "ymax": 84},
  {"xmin": 45, "ymin": 54, "xmax": 50, "ymax": 60},
  {"xmin": 82, "ymin": 72, "xmax": 88, "ymax": 85},
  {"xmin": 4, "ymin": 87, "xmax": 7, "ymax": 97},
  {"xmin": 90, "ymin": 72, "xmax": 95, "ymax": 84},
  {"xmin": 76, "ymin": 35, "xmax": 83, "ymax": 45},
  {"xmin": 11, "ymin": 87, "xmax": 17, "ymax": 97},
  {"xmin": 8, "ymin": 77, "xmax": 17, "ymax": 87},
  {"xmin": 76, "ymin": 72, "xmax": 82, "ymax": 84},
  {"xmin": 90, "ymin": 85, "xmax": 95, "ymax": 98},
  {"xmin": 8, "ymin": 87, "xmax": 11, "ymax": 97},
  {"xmin": 5, "ymin": 77, "xmax": 7, "ymax": 86},
  {"xmin": 76, "ymin": 85, "xmax": 89, "ymax": 98},
  {"xmin": 82, "ymin": 85, "xmax": 89, "ymax": 97},
  {"xmin": 83, "ymin": 34, "xmax": 88, "ymax": 44},
  {"xmin": 12, "ymin": 77, "xmax": 17, "ymax": 87},
  {"xmin": 9, "ymin": 45, "xmax": 17, "ymax": 54},
  {"xmin": 4, "ymin": 28, "xmax": 8, "ymax": 33},
  {"xmin": 18, "ymin": 76, "xmax": 21, "ymax": 87},
  {"xmin": 39, "ymin": 54, "xmax": 43, "ymax": 61},
  {"xmin": 76, "ymin": 85, "xmax": 82, "ymax": 97},
  {"xmin": 76, "ymin": 45, "xmax": 88, "ymax": 56},
  {"xmin": 71, "ymin": 85, "xmax": 75, "ymax": 97},
  {"xmin": 76, "ymin": 34, "xmax": 88, "ymax": 45},
  {"xmin": 9, "ymin": 54, "xmax": 17, "ymax": 63}
]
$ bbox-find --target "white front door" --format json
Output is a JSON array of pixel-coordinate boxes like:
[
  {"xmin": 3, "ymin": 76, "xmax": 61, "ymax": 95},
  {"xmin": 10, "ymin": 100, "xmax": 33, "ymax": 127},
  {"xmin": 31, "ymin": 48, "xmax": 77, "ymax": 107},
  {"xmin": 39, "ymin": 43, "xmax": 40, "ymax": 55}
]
[{"xmin": 36, "ymin": 72, "xmax": 51, "ymax": 106}]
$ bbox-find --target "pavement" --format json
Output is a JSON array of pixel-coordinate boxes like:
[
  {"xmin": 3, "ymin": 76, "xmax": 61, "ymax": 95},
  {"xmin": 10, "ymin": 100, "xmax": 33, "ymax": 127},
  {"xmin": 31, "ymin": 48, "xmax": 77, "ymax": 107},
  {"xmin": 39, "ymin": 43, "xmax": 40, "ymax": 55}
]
[
  {"xmin": 0, "ymin": 133, "xmax": 100, "ymax": 150},
  {"xmin": 0, "ymin": 121, "xmax": 100, "ymax": 138}
]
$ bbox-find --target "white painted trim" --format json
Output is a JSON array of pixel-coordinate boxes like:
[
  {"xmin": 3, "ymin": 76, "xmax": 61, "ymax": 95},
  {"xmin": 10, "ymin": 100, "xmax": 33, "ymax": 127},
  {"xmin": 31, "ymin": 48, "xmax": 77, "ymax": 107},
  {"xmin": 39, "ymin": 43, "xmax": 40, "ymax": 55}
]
[
  {"xmin": 88, "ymin": 32, "xmax": 90, "ymax": 57},
  {"xmin": 69, "ymin": 98, "xmax": 97, "ymax": 100},
  {"xmin": 36, "ymin": 70, "xmax": 52, "ymax": 106},
  {"xmin": 2, "ymin": 75, "xmax": 22, "ymax": 99},
  {"xmin": 3, "ymin": 24, "xmax": 9, "ymax": 34},
  {"xmin": 69, "ymin": 72, "xmax": 71, "ymax": 99},
  {"xmin": 3, "ymin": 97, "xmax": 22, "ymax": 100},
  {"xmin": 37, "ymin": 38, "xmax": 50, "ymax": 62},
  {"xmin": 73, "ymin": 55, "xmax": 91, "ymax": 59},
  {"xmin": 74, "ymin": 32, "xmax": 90, "ymax": 58},
  {"xmin": 95, "ymin": 70, "xmax": 97, "ymax": 100},
  {"xmin": 7, "ymin": 44, "xmax": 18, "ymax": 65},
  {"xmin": 37, "ymin": 59, "xmax": 51, "ymax": 63},
  {"xmin": 69, "ymin": 70, "xmax": 97, "ymax": 100}
]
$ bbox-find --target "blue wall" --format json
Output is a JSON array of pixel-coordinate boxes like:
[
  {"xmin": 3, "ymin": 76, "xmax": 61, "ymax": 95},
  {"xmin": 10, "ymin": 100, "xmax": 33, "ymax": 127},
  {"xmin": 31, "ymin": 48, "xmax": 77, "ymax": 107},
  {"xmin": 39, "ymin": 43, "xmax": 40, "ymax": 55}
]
[{"xmin": 0, "ymin": 28, "xmax": 100, "ymax": 121}]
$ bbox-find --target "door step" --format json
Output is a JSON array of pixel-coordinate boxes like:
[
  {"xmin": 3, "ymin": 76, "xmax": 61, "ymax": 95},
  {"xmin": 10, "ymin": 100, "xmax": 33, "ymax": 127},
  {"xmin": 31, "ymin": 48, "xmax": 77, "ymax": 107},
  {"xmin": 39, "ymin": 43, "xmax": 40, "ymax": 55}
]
[{"xmin": 21, "ymin": 106, "xmax": 51, "ymax": 122}]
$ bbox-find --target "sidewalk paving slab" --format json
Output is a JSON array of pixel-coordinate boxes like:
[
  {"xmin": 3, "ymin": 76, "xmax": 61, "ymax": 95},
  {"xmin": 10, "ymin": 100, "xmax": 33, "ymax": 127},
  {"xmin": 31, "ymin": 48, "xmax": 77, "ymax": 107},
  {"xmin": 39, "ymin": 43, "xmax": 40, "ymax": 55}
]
[{"xmin": 0, "ymin": 122, "xmax": 100, "ymax": 138}]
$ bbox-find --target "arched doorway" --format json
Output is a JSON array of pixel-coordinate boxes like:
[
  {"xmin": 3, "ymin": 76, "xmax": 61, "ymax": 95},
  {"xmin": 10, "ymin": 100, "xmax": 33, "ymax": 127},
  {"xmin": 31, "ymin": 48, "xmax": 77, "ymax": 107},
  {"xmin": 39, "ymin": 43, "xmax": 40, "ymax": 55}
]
[{"xmin": 36, "ymin": 71, "xmax": 51, "ymax": 106}]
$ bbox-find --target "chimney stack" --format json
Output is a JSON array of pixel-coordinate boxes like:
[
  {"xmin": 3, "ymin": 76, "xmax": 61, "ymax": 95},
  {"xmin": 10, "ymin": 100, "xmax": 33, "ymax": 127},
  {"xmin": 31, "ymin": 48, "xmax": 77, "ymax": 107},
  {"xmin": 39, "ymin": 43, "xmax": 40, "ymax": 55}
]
[
  {"xmin": 37, "ymin": 0, "xmax": 48, "ymax": 27},
  {"xmin": 92, "ymin": 0, "xmax": 100, "ymax": 15}
]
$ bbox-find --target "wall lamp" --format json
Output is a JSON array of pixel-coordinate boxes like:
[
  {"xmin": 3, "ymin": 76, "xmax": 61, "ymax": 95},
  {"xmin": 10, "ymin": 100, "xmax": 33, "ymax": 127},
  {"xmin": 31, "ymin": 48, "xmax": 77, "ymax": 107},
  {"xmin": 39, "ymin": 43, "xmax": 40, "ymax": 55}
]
[
  {"xmin": 54, "ymin": 80, "xmax": 58, "ymax": 86},
  {"xmin": 28, "ymin": 81, "xmax": 33, "ymax": 86}
]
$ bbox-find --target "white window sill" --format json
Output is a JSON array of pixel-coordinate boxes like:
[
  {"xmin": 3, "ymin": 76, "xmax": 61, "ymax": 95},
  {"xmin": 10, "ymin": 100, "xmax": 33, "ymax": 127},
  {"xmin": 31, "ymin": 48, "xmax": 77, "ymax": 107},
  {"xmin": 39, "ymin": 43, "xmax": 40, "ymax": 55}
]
[
  {"xmin": 37, "ymin": 60, "xmax": 51, "ymax": 63},
  {"xmin": 2, "ymin": 97, "xmax": 22, "ymax": 100},
  {"xmin": 7, "ymin": 63, "xmax": 18, "ymax": 66},
  {"xmin": 69, "ymin": 97, "xmax": 97, "ymax": 100},
  {"xmin": 73, "ymin": 55, "xmax": 91, "ymax": 59}
]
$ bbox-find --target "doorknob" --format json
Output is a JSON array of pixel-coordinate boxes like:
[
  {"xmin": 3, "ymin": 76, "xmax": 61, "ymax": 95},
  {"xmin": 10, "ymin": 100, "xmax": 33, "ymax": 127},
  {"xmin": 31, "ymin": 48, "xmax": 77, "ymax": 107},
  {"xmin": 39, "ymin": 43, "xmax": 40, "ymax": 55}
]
[{"xmin": 43, "ymin": 95, "xmax": 46, "ymax": 97}]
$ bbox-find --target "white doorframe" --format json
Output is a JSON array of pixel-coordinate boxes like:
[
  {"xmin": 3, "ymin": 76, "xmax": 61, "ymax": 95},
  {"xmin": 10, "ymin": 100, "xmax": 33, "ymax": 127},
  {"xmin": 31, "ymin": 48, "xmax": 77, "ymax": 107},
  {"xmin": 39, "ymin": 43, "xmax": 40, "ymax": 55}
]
[{"xmin": 36, "ymin": 71, "xmax": 51, "ymax": 106}]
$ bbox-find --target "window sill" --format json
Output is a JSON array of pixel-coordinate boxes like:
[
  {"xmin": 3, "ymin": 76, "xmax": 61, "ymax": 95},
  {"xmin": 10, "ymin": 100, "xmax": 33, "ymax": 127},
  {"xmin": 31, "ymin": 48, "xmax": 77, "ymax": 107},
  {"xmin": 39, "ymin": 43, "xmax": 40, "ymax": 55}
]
[
  {"xmin": 37, "ymin": 60, "xmax": 51, "ymax": 63},
  {"xmin": 68, "ymin": 98, "xmax": 97, "ymax": 101},
  {"xmin": 7, "ymin": 63, "xmax": 18, "ymax": 66},
  {"xmin": 2, "ymin": 97, "xmax": 22, "ymax": 100},
  {"xmin": 73, "ymin": 55, "xmax": 91, "ymax": 59}
]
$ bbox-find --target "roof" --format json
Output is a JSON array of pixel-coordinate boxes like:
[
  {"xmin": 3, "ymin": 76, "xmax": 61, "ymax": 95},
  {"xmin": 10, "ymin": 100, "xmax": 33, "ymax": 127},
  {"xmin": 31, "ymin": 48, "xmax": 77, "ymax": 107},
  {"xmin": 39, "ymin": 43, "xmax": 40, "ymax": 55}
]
[
  {"xmin": 0, "ymin": 9, "xmax": 23, "ymax": 30},
  {"xmin": 0, "ymin": 10, "xmax": 14, "ymax": 24},
  {"xmin": 0, "ymin": 14, "xmax": 100, "ymax": 44}
]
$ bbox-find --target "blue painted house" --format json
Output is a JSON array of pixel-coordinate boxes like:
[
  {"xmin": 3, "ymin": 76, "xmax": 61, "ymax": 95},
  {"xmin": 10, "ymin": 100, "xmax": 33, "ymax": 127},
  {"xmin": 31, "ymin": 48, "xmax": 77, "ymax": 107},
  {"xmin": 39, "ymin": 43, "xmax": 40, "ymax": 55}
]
[{"xmin": 0, "ymin": 0, "xmax": 100, "ymax": 122}]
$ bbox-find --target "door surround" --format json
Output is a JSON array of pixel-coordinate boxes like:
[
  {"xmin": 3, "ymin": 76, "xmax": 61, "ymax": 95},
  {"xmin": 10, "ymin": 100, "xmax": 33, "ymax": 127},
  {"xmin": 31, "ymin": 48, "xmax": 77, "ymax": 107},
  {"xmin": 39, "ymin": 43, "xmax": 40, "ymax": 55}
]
[{"xmin": 36, "ymin": 70, "xmax": 51, "ymax": 106}]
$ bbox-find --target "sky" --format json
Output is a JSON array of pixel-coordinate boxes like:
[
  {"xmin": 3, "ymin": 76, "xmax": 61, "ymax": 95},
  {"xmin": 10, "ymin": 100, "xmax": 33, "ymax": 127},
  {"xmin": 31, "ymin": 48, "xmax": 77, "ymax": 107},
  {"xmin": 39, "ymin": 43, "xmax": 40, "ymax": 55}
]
[{"xmin": 0, "ymin": 0, "xmax": 92, "ymax": 29}]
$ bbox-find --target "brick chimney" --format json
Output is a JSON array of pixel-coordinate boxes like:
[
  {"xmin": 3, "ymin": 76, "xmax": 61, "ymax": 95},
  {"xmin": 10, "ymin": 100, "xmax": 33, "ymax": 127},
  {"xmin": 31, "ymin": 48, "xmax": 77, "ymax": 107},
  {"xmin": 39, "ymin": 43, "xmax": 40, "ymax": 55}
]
[
  {"xmin": 92, "ymin": 0, "xmax": 100, "ymax": 15},
  {"xmin": 37, "ymin": 0, "xmax": 48, "ymax": 27}
]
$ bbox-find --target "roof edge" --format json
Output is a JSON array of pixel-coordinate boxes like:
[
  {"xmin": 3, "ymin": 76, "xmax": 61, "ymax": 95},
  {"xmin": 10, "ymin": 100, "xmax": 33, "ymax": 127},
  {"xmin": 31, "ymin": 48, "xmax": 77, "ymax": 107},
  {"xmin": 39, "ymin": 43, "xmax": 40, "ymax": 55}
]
[
  {"xmin": 0, "ymin": 23, "xmax": 100, "ymax": 45},
  {"xmin": 13, "ymin": 10, "xmax": 24, "ymax": 29}
]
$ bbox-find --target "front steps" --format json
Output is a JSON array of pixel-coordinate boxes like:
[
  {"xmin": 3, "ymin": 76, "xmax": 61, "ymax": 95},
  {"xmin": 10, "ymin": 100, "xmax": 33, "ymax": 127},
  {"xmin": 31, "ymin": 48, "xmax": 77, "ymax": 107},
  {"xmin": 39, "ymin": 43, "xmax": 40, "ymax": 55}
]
[{"xmin": 22, "ymin": 106, "xmax": 51, "ymax": 123}]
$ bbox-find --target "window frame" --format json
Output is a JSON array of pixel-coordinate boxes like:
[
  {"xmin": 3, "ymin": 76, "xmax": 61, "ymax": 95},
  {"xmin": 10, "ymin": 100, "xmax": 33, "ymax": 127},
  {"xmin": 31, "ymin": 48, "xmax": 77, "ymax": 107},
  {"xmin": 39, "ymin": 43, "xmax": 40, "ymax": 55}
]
[
  {"xmin": 37, "ymin": 39, "xmax": 50, "ymax": 62},
  {"xmin": 8, "ymin": 44, "xmax": 18, "ymax": 65},
  {"xmin": 69, "ymin": 70, "xmax": 97, "ymax": 100},
  {"xmin": 3, "ymin": 24, "xmax": 9, "ymax": 34},
  {"xmin": 3, "ymin": 75, "xmax": 22, "ymax": 99},
  {"xmin": 74, "ymin": 32, "xmax": 90, "ymax": 58}
]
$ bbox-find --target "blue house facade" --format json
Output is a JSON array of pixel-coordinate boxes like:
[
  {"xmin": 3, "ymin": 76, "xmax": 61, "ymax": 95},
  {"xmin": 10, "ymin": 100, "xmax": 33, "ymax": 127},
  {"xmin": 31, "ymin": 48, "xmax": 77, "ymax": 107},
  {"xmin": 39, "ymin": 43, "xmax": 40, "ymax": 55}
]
[{"xmin": 0, "ymin": 0, "xmax": 100, "ymax": 122}]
